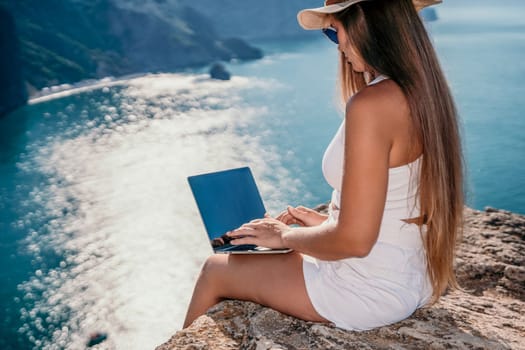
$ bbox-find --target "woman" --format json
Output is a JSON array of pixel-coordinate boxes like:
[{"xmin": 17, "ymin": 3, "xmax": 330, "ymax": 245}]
[{"xmin": 183, "ymin": 0, "xmax": 464, "ymax": 331}]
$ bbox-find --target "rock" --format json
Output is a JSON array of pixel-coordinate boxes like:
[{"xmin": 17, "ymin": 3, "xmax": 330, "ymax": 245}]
[
  {"xmin": 209, "ymin": 63, "xmax": 231, "ymax": 81},
  {"xmin": 86, "ymin": 332, "xmax": 108, "ymax": 347},
  {"xmin": 157, "ymin": 207, "xmax": 525, "ymax": 350}
]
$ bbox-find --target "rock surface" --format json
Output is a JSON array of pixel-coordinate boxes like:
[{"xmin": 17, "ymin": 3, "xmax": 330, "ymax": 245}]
[{"xmin": 157, "ymin": 207, "xmax": 525, "ymax": 350}]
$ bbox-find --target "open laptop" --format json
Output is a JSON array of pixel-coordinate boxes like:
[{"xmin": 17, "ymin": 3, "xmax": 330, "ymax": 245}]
[{"xmin": 187, "ymin": 167, "xmax": 292, "ymax": 254}]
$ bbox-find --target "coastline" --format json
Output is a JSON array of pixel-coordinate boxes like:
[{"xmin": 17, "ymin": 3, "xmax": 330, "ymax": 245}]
[
  {"xmin": 26, "ymin": 69, "xmax": 216, "ymax": 105},
  {"xmin": 28, "ymin": 73, "xmax": 153, "ymax": 105}
]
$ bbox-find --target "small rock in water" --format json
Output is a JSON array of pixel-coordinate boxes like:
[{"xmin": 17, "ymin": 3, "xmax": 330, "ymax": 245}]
[
  {"xmin": 87, "ymin": 332, "xmax": 108, "ymax": 347},
  {"xmin": 209, "ymin": 62, "xmax": 231, "ymax": 81}
]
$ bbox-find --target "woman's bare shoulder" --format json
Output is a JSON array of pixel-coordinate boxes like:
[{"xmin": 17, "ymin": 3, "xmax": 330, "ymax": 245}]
[
  {"xmin": 348, "ymin": 79, "xmax": 408, "ymax": 115},
  {"xmin": 345, "ymin": 79, "xmax": 410, "ymax": 141},
  {"xmin": 346, "ymin": 79, "xmax": 421, "ymax": 166}
]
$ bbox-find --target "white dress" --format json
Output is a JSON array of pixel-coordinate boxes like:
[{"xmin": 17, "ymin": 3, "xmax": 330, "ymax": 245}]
[{"xmin": 302, "ymin": 75, "xmax": 433, "ymax": 331}]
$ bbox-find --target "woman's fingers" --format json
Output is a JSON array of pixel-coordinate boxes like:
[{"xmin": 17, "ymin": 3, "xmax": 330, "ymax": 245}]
[
  {"xmin": 287, "ymin": 206, "xmax": 307, "ymax": 220},
  {"xmin": 275, "ymin": 210, "xmax": 295, "ymax": 225},
  {"xmin": 227, "ymin": 225, "xmax": 257, "ymax": 242},
  {"xmin": 228, "ymin": 219, "xmax": 269, "ymax": 238},
  {"xmin": 229, "ymin": 236, "xmax": 257, "ymax": 246},
  {"xmin": 287, "ymin": 205, "xmax": 327, "ymax": 227},
  {"xmin": 227, "ymin": 218, "xmax": 288, "ymax": 249},
  {"xmin": 276, "ymin": 206, "xmax": 314, "ymax": 226},
  {"xmin": 281, "ymin": 213, "xmax": 292, "ymax": 223},
  {"xmin": 227, "ymin": 226, "xmax": 254, "ymax": 238},
  {"xmin": 275, "ymin": 210, "xmax": 289, "ymax": 222},
  {"xmin": 263, "ymin": 205, "xmax": 326, "ymax": 228}
]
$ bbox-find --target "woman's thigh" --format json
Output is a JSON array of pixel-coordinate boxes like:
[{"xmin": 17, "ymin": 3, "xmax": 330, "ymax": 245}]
[{"xmin": 202, "ymin": 252, "xmax": 328, "ymax": 323}]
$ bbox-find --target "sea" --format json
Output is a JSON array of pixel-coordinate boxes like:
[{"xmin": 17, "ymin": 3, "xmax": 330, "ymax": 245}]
[{"xmin": 1, "ymin": 1, "xmax": 524, "ymax": 349}]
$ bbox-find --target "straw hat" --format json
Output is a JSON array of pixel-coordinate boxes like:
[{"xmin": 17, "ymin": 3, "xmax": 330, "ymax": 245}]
[{"xmin": 298, "ymin": 0, "xmax": 442, "ymax": 30}]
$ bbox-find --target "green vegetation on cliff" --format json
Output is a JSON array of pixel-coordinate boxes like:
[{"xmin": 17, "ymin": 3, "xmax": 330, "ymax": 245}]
[{"xmin": 0, "ymin": 0, "xmax": 263, "ymax": 93}]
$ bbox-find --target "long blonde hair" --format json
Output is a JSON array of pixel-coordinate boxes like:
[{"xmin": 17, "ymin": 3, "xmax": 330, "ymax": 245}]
[{"xmin": 333, "ymin": 0, "xmax": 464, "ymax": 303}]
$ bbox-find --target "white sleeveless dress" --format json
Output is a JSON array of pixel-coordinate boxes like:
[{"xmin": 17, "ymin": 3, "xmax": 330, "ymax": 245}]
[{"xmin": 302, "ymin": 75, "xmax": 433, "ymax": 331}]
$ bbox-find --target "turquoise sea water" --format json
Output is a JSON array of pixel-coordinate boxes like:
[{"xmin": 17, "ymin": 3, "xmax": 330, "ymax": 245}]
[{"xmin": 1, "ymin": 1, "xmax": 524, "ymax": 349}]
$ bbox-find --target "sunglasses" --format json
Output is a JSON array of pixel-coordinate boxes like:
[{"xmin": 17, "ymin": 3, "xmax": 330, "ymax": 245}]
[{"xmin": 322, "ymin": 27, "xmax": 339, "ymax": 44}]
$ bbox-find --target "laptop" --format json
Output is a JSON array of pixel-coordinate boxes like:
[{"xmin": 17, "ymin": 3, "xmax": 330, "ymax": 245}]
[{"xmin": 187, "ymin": 167, "xmax": 292, "ymax": 254}]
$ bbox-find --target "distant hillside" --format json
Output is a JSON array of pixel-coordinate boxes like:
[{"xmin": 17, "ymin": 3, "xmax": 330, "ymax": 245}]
[
  {"xmin": 175, "ymin": 0, "xmax": 320, "ymax": 40},
  {"xmin": 2, "ymin": 0, "xmax": 323, "ymax": 116},
  {"xmin": 0, "ymin": 0, "xmax": 264, "ymax": 101}
]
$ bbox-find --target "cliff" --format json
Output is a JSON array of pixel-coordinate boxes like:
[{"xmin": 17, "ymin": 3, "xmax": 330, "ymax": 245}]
[
  {"xmin": 0, "ymin": 0, "xmax": 263, "ymax": 102},
  {"xmin": 0, "ymin": 6, "xmax": 27, "ymax": 116},
  {"xmin": 0, "ymin": 0, "xmax": 328, "ymax": 100},
  {"xmin": 157, "ymin": 207, "xmax": 525, "ymax": 350}
]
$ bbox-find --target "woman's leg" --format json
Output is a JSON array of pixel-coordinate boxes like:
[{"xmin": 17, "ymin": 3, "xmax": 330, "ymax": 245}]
[{"xmin": 183, "ymin": 252, "xmax": 328, "ymax": 328}]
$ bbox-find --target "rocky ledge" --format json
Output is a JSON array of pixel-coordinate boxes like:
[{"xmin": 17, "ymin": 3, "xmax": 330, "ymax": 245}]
[{"xmin": 157, "ymin": 207, "xmax": 524, "ymax": 350}]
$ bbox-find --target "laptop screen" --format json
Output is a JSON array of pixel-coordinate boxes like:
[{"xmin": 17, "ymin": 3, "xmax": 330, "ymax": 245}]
[{"xmin": 187, "ymin": 167, "xmax": 266, "ymax": 242}]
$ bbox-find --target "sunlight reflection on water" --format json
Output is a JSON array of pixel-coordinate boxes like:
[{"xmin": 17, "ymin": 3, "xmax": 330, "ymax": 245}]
[{"xmin": 16, "ymin": 74, "xmax": 299, "ymax": 349}]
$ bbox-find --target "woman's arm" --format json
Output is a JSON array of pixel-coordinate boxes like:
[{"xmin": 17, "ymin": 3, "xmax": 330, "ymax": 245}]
[
  {"xmin": 283, "ymin": 90, "xmax": 392, "ymax": 259},
  {"xmin": 229, "ymin": 88, "xmax": 393, "ymax": 260}
]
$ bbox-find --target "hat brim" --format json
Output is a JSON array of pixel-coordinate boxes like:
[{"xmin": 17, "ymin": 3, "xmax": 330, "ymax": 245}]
[{"xmin": 297, "ymin": 0, "xmax": 443, "ymax": 30}]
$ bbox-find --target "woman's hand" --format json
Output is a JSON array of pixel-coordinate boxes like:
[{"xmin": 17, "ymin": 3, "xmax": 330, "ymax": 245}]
[
  {"xmin": 276, "ymin": 206, "xmax": 328, "ymax": 227},
  {"xmin": 227, "ymin": 217, "xmax": 291, "ymax": 249}
]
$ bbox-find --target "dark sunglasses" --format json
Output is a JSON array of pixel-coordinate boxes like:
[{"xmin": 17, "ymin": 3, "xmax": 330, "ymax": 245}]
[{"xmin": 322, "ymin": 27, "xmax": 339, "ymax": 44}]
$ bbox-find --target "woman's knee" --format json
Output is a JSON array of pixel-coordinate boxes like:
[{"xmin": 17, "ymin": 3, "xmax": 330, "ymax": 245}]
[
  {"xmin": 200, "ymin": 254, "xmax": 227, "ymax": 279},
  {"xmin": 198, "ymin": 254, "xmax": 241, "ymax": 298}
]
